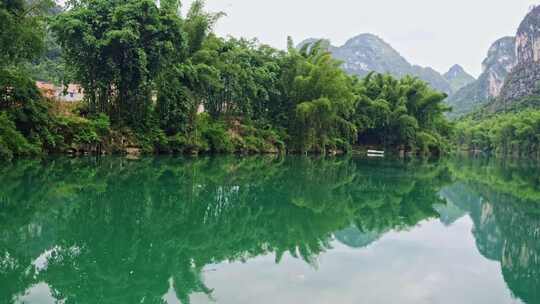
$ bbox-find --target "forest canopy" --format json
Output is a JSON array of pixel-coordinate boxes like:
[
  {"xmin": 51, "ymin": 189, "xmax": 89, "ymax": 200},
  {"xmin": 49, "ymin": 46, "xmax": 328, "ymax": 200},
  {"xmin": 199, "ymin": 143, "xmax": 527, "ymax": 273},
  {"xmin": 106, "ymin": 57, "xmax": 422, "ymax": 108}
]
[
  {"xmin": 455, "ymin": 107, "xmax": 540, "ymax": 157},
  {"xmin": 0, "ymin": 0, "xmax": 454, "ymax": 160}
]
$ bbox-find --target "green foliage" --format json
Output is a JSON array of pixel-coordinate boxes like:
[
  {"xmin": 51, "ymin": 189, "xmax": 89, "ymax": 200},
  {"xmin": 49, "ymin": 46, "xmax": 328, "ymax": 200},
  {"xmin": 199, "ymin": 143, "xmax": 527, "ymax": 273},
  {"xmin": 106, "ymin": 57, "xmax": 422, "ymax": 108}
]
[
  {"xmin": 280, "ymin": 40, "xmax": 356, "ymax": 152},
  {"xmin": 196, "ymin": 114, "xmax": 233, "ymax": 153},
  {"xmin": 154, "ymin": 0, "xmax": 217, "ymax": 136},
  {"xmin": 226, "ymin": 122, "xmax": 284, "ymax": 153},
  {"xmin": 0, "ymin": 112, "xmax": 40, "ymax": 160},
  {"xmin": 455, "ymin": 109, "xmax": 540, "ymax": 156},
  {"xmin": 198, "ymin": 36, "xmax": 281, "ymax": 122},
  {"xmin": 0, "ymin": 67, "xmax": 64, "ymax": 153},
  {"xmin": 156, "ymin": 66, "xmax": 197, "ymax": 135},
  {"xmin": 0, "ymin": 137, "xmax": 12, "ymax": 161},
  {"xmin": 0, "ymin": 0, "xmax": 52, "ymax": 65},
  {"xmin": 353, "ymin": 73, "xmax": 452, "ymax": 154},
  {"xmin": 26, "ymin": 30, "xmax": 72, "ymax": 84},
  {"xmin": 0, "ymin": 0, "xmax": 68, "ymax": 160},
  {"xmin": 454, "ymin": 93, "xmax": 540, "ymax": 157},
  {"xmin": 56, "ymin": 114, "xmax": 110, "ymax": 146},
  {"xmin": 5, "ymin": 0, "xmax": 455, "ymax": 157},
  {"xmin": 52, "ymin": 0, "xmax": 185, "ymax": 130},
  {"xmin": 0, "ymin": 67, "xmax": 42, "ymax": 110}
]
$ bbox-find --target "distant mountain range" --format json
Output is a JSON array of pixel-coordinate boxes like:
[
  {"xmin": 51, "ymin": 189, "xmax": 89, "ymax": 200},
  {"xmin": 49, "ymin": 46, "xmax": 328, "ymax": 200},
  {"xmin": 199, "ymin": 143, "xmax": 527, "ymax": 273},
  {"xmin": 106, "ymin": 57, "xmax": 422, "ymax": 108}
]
[
  {"xmin": 298, "ymin": 33, "xmax": 475, "ymax": 97},
  {"xmin": 301, "ymin": 5, "xmax": 540, "ymax": 117},
  {"xmin": 448, "ymin": 5, "xmax": 540, "ymax": 115}
]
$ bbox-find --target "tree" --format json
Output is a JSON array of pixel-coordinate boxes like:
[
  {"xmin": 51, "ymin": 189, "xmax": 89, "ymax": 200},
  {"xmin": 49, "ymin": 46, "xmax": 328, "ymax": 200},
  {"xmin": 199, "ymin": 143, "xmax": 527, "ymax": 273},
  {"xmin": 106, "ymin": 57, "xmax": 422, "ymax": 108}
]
[
  {"xmin": 52, "ymin": 0, "xmax": 183, "ymax": 130},
  {"xmin": 156, "ymin": 0, "xmax": 223, "ymax": 135},
  {"xmin": 0, "ymin": 0, "xmax": 52, "ymax": 66},
  {"xmin": 0, "ymin": 0, "xmax": 59, "ymax": 160},
  {"xmin": 282, "ymin": 39, "xmax": 356, "ymax": 152},
  {"xmin": 353, "ymin": 73, "xmax": 451, "ymax": 154}
]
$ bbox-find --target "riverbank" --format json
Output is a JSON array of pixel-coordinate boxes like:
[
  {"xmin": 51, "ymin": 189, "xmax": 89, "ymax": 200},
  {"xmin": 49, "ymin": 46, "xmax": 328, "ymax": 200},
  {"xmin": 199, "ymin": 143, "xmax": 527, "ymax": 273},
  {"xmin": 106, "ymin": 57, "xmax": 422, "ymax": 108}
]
[{"xmin": 0, "ymin": 101, "xmax": 423, "ymax": 160}]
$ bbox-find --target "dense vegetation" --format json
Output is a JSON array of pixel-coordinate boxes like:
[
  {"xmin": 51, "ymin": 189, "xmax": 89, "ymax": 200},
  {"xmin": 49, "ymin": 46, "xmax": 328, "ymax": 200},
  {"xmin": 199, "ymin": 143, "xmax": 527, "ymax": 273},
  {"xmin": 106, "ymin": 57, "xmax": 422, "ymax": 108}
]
[
  {"xmin": 454, "ymin": 95, "xmax": 540, "ymax": 157},
  {"xmin": 0, "ymin": 0, "xmax": 108, "ymax": 160},
  {"xmin": 1, "ymin": 0, "xmax": 454, "ymax": 160}
]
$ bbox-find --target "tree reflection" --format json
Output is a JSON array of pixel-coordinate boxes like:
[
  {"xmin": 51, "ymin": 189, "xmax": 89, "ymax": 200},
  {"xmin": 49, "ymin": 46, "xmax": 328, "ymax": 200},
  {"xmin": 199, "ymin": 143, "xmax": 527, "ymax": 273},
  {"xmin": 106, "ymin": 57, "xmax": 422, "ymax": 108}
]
[{"xmin": 0, "ymin": 156, "xmax": 451, "ymax": 303}]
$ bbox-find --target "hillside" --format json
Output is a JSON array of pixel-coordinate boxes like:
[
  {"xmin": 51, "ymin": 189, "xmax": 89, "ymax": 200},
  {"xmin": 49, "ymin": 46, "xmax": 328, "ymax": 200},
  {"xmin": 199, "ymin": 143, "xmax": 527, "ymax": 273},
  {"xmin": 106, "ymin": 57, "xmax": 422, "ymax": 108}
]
[{"xmin": 444, "ymin": 64, "xmax": 476, "ymax": 93}]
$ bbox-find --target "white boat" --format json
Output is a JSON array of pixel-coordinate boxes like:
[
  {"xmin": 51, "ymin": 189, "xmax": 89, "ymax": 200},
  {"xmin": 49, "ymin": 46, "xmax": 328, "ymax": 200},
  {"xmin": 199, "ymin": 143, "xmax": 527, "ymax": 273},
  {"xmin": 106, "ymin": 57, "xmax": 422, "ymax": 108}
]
[{"xmin": 367, "ymin": 149, "xmax": 384, "ymax": 157}]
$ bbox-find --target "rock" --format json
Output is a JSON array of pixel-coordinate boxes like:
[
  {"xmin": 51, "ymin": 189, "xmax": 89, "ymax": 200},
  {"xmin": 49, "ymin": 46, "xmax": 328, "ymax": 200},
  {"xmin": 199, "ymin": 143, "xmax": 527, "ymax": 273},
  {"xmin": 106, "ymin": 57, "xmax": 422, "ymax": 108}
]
[
  {"xmin": 497, "ymin": 6, "xmax": 540, "ymax": 108},
  {"xmin": 125, "ymin": 147, "xmax": 141, "ymax": 155},
  {"xmin": 446, "ymin": 37, "xmax": 516, "ymax": 117},
  {"xmin": 497, "ymin": 63, "xmax": 540, "ymax": 107},
  {"xmin": 125, "ymin": 147, "xmax": 141, "ymax": 159}
]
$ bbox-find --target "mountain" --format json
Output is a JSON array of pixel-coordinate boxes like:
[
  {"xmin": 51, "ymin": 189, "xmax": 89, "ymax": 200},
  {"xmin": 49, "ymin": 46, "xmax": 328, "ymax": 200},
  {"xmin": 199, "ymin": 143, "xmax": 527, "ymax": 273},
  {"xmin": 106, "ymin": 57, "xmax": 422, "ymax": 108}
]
[
  {"xmin": 331, "ymin": 34, "xmax": 413, "ymax": 79},
  {"xmin": 444, "ymin": 64, "xmax": 476, "ymax": 93},
  {"xmin": 299, "ymin": 34, "xmax": 458, "ymax": 94},
  {"xmin": 445, "ymin": 37, "xmax": 516, "ymax": 117},
  {"xmin": 496, "ymin": 6, "xmax": 540, "ymax": 110},
  {"xmin": 411, "ymin": 65, "xmax": 456, "ymax": 95},
  {"xmin": 334, "ymin": 226, "xmax": 382, "ymax": 249}
]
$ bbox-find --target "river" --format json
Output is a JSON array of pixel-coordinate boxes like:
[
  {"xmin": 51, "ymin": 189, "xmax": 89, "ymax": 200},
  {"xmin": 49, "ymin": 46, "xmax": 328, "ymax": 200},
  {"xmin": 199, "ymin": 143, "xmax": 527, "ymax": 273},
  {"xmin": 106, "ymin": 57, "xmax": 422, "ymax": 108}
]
[{"xmin": 1, "ymin": 156, "xmax": 539, "ymax": 303}]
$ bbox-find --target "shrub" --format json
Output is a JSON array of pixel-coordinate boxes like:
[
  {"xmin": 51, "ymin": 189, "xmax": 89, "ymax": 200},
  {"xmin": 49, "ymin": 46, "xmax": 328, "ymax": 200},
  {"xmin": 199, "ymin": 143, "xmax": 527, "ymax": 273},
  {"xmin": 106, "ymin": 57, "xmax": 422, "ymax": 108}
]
[
  {"xmin": 203, "ymin": 125, "xmax": 233, "ymax": 152},
  {"xmin": 0, "ymin": 137, "xmax": 13, "ymax": 161},
  {"xmin": 55, "ymin": 114, "xmax": 110, "ymax": 148},
  {"xmin": 0, "ymin": 112, "xmax": 39, "ymax": 159},
  {"xmin": 196, "ymin": 113, "xmax": 233, "ymax": 153}
]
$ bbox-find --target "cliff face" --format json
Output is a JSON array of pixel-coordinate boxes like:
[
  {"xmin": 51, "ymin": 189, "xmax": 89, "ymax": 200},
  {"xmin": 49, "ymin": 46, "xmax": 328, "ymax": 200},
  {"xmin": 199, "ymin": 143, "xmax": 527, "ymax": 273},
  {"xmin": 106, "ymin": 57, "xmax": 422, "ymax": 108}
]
[
  {"xmin": 482, "ymin": 37, "xmax": 518, "ymax": 97},
  {"xmin": 516, "ymin": 6, "xmax": 540, "ymax": 64},
  {"xmin": 446, "ymin": 37, "xmax": 516, "ymax": 117},
  {"xmin": 299, "ymin": 34, "xmax": 455, "ymax": 94},
  {"xmin": 498, "ymin": 6, "xmax": 540, "ymax": 107}
]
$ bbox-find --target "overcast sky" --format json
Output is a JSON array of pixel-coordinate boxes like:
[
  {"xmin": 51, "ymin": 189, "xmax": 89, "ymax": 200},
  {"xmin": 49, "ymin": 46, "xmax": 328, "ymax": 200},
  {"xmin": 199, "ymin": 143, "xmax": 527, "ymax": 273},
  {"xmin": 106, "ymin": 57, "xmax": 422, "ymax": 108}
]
[{"xmin": 182, "ymin": 0, "xmax": 537, "ymax": 77}]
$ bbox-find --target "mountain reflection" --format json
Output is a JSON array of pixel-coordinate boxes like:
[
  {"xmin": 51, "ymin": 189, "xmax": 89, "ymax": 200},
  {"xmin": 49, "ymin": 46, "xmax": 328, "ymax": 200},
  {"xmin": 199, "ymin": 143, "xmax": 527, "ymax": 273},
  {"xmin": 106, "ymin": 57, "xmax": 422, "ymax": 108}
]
[
  {"xmin": 0, "ymin": 156, "xmax": 539, "ymax": 303},
  {"xmin": 441, "ymin": 157, "xmax": 540, "ymax": 304}
]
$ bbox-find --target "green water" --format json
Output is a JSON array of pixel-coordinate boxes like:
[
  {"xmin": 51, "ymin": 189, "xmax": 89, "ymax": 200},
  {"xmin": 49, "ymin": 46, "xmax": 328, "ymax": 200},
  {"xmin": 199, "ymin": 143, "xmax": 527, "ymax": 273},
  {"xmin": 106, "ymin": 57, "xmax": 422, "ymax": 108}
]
[{"xmin": 1, "ymin": 156, "xmax": 539, "ymax": 304}]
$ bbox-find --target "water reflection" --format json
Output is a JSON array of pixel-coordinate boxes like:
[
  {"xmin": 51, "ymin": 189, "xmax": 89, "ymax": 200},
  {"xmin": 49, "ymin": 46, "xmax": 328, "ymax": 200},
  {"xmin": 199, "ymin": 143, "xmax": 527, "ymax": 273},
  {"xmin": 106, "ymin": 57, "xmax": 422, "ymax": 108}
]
[
  {"xmin": 0, "ymin": 156, "xmax": 539, "ymax": 303},
  {"xmin": 439, "ymin": 156, "xmax": 540, "ymax": 303}
]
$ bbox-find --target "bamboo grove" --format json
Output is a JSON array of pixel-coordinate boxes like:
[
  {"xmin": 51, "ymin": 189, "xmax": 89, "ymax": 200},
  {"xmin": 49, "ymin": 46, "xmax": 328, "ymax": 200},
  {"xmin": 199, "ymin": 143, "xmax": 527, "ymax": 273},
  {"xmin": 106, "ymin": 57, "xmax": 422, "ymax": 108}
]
[{"xmin": 0, "ymin": 0, "xmax": 453, "ymax": 159}]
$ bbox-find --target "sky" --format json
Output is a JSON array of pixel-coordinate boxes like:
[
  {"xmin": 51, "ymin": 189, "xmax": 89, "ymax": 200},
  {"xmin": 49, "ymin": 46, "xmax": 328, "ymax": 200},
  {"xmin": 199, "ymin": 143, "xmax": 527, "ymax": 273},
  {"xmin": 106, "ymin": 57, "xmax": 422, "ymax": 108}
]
[{"xmin": 183, "ymin": 0, "xmax": 538, "ymax": 77}]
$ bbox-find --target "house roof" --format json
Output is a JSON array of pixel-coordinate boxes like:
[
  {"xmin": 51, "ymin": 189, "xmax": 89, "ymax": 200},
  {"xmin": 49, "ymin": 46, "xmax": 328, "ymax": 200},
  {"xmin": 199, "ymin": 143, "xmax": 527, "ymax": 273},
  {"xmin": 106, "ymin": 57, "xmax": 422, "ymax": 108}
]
[
  {"xmin": 35, "ymin": 81, "xmax": 84, "ymax": 100},
  {"xmin": 36, "ymin": 81, "xmax": 56, "ymax": 92},
  {"xmin": 66, "ymin": 84, "xmax": 83, "ymax": 93}
]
